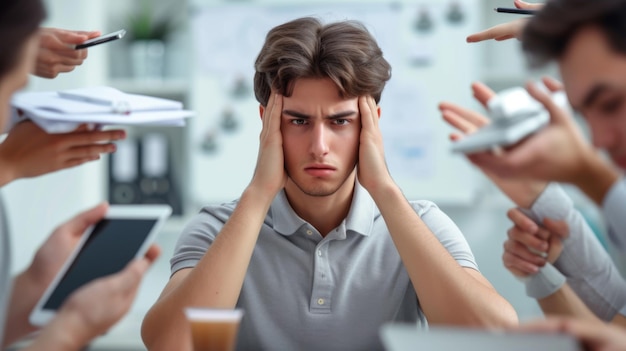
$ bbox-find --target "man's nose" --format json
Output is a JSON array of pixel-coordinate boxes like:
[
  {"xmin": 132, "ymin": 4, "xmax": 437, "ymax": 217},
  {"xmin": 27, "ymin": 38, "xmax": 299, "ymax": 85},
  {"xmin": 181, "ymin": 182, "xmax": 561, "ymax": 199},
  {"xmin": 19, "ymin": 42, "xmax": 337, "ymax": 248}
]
[
  {"xmin": 589, "ymin": 118, "xmax": 618, "ymax": 150},
  {"xmin": 310, "ymin": 124, "xmax": 330, "ymax": 157}
]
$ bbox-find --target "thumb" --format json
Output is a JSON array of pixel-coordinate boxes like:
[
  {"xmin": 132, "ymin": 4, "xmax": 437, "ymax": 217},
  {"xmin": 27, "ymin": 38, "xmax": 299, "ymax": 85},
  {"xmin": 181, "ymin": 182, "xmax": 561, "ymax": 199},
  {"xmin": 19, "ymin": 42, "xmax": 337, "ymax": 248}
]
[
  {"xmin": 514, "ymin": 0, "xmax": 544, "ymax": 10},
  {"xmin": 526, "ymin": 81, "xmax": 570, "ymax": 126},
  {"xmin": 63, "ymin": 202, "xmax": 109, "ymax": 235},
  {"xmin": 543, "ymin": 217, "xmax": 570, "ymax": 239},
  {"xmin": 74, "ymin": 30, "xmax": 101, "ymax": 39},
  {"xmin": 471, "ymin": 81, "xmax": 496, "ymax": 109},
  {"xmin": 542, "ymin": 76, "xmax": 564, "ymax": 93},
  {"xmin": 56, "ymin": 29, "xmax": 92, "ymax": 45},
  {"xmin": 116, "ymin": 245, "xmax": 160, "ymax": 292}
]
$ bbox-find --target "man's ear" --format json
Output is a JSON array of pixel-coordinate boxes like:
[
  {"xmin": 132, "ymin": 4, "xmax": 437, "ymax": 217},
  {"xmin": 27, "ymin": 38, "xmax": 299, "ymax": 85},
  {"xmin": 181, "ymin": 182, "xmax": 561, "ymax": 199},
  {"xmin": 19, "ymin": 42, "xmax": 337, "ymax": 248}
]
[
  {"xmin": 377, "ymin": 105, "xmax": 381, "ymax": 119},
  {"xmin": 259, "ymin": 105, "xmax": 265, "ymax": 120}
]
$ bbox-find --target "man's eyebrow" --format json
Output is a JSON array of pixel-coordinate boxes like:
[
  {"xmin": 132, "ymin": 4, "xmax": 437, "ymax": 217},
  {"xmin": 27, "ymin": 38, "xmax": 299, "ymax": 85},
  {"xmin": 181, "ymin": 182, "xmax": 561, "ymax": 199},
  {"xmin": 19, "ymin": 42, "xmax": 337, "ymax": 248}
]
[
  {"xmin": 282, "ymin": 110, "xmax": 358, "ymax": 119},
  {"xmin": 327, "ymin": 110, "xmax": 357, "ymax": 119},
  {"xmin": 283, "ymin": 110, "xmax": 310, "ymax": 119},
  {"xmin": 581, "ymin": 84, "xmax": 610, "ymax": 110}
]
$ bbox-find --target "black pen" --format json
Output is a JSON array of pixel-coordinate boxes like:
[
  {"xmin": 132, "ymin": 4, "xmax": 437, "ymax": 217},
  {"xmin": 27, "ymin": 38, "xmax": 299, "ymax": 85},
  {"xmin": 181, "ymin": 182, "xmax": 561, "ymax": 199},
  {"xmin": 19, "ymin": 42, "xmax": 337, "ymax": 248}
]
[{"xmin": 494, "ymin": 7, "xmax": 537, "ymax": 15}]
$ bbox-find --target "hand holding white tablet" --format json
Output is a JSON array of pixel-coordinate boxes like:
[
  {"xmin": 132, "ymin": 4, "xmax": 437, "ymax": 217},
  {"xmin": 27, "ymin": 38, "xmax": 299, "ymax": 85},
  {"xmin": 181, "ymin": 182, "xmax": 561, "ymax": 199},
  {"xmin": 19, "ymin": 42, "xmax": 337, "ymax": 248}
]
[
  {"xmin": 29, "ymin": 204, "xmax": 171, "ymax": 326},
  {"xmin": 22, "ymin": 244, "xmax": 161, "ymax": 350}
]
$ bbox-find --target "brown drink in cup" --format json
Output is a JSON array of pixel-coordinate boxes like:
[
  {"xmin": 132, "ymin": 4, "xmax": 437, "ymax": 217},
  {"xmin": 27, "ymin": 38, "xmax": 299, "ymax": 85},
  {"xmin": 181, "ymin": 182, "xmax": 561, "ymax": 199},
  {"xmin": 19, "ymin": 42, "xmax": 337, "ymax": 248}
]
[{"xmin": 184, "ymin": 308, "xmax": 244, "ymax": 351}]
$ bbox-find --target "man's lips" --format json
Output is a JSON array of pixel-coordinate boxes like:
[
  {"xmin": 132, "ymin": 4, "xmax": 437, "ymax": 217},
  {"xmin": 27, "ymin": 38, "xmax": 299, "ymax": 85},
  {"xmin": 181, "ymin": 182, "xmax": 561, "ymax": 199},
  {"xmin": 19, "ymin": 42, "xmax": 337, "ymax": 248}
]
[{"xmin": 304, "ymin": 164, "xmax": 336, "ymax": 176}]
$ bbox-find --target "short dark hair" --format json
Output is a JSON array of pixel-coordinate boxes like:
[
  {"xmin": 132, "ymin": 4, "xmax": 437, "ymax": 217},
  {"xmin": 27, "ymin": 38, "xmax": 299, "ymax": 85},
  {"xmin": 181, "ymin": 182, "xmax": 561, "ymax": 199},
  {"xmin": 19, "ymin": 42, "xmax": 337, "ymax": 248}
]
[
  {"xmin": 522, "ymin": 0, "xmax": 626, "ymax": 67},
  {"xmin": 0, "ymin": 0, "xmax": 46, "ymax": 78},
  {"xmin": 253, "ymin": 17, "xmax": 391, "ymax": 106}
]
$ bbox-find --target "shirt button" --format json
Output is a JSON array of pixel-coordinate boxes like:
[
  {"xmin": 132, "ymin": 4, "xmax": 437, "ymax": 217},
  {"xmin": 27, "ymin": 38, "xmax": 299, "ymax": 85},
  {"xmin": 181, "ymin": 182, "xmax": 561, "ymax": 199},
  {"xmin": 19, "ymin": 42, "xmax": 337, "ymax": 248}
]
[
  {"xmin": 317, "ymin": 250, "xmax": 322, "ymax": 257},
  {"xmin": 317, "ymin": 298, "xmax": 325, "ymax": 305},
  {"xmin": 306, "ymin": 230, "xmax": 313, "ymax": 236}
]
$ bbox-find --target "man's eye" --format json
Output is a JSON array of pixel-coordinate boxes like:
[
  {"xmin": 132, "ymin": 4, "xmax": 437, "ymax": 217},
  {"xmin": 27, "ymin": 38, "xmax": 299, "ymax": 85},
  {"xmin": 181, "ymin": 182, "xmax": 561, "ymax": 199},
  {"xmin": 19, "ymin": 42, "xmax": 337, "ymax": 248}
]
[
  {"xmin": 598, "ymin": 97, "xmax": 624, "ymax": 115},
  {"xmin": 333, "ymin": 119, "xmax": 348, "ymax": 125},
  {"xmin": 290, "ymin": 119, "xmax": 306, "ymax": 125}
]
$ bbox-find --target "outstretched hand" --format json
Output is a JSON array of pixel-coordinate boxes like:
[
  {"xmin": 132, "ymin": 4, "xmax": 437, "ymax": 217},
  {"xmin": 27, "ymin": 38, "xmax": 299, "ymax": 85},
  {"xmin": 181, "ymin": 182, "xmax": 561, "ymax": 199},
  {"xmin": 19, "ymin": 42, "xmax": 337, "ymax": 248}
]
[
  {"xmin": 467, "ymin": 78, "xmax": 601, "ymax": 185},
  {"xmin": 0, "ymin": 121, "xmax": 125, "ymax": 186},
  {"xmin": 466, "ymin": 0, "xmax": 544, "ymax": 43},
  {"xmin": 35, "ymin": 28, "xmax": 100, "ymax": 78},
  {"xmin": 438, "ymin": 81, "xmax": 547, "ymax": 208}
]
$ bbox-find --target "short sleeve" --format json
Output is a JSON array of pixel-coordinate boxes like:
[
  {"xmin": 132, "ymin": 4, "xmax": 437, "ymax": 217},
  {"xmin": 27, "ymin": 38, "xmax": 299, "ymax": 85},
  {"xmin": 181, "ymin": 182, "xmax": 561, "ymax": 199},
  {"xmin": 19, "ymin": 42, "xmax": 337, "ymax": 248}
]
[{"xmin": 411, "ymin": 201, "xmax": 478, "ymax": 271}]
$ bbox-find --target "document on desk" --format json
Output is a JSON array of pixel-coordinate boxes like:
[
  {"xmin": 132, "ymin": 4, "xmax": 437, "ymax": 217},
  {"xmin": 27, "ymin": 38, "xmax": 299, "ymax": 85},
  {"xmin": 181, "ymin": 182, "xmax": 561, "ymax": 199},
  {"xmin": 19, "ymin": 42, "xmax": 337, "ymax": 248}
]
[{"xmin": 9, "ymin": 86, "xmax": 194, "ymax": 133}]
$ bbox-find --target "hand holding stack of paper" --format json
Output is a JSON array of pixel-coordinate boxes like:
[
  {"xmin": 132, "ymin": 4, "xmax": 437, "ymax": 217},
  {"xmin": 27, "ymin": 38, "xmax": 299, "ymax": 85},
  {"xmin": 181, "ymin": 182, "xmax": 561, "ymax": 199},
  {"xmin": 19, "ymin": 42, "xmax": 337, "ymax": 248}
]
[{"xmin": 9, "ymin": 86, "xmax": 194, "ymax": 133}]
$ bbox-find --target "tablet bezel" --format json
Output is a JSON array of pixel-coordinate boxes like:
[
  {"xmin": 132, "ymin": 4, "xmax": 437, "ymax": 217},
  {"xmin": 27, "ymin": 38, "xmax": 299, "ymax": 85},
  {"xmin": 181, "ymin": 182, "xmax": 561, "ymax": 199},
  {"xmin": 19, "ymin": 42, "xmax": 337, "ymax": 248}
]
[{"xmin": 29, "ymin": 204, "xmax": 172, "ymax": 326}]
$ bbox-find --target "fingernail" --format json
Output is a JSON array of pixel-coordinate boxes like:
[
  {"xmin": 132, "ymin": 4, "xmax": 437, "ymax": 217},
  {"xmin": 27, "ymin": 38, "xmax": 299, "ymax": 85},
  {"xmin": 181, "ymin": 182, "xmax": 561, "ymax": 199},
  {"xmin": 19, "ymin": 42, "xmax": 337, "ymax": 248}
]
[{"xmin": 108, "ymin": 144, "xmax": 117, "ymax": 152}]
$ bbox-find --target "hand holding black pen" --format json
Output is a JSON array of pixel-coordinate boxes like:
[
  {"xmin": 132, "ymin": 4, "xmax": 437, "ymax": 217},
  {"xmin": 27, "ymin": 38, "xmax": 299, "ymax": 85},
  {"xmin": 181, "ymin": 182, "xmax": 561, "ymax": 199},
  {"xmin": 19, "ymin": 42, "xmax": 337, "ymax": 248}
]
[{"xmin": 467, "ymin": 0, "xmax": 544, "ymax": 43}]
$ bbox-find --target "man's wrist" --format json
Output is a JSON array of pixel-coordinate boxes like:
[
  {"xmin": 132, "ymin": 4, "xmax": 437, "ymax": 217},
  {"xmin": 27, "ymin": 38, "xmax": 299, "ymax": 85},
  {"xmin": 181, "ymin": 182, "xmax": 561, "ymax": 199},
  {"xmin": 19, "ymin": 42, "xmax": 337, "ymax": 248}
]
[
  {"xmin": 575, "ymin": 151, "xmax": 620, "ymax": 206},
  {"xmin": 27, "ymin": 309, "xmax": 91, "ymax": 351},
  {"xmin": 524, "ymin": 263, "xmax": 567, "ymax": 299},
  {"xmin": 0, "ymin": 152, "xmax": 16, "ymax": 187}
]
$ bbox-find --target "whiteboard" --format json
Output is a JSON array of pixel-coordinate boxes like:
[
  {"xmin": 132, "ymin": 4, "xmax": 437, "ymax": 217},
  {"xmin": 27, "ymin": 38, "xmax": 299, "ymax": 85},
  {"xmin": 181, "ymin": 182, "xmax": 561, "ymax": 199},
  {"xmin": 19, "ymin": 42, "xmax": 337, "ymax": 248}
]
[{"xmin": 187, "ymin": 0, "xmax": 481, "ymax": 206}]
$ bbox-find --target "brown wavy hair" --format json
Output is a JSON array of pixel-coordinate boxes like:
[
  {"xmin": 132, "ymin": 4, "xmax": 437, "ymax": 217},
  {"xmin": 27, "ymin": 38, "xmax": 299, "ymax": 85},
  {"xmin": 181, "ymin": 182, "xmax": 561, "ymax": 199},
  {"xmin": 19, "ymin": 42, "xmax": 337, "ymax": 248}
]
[
  {"xmin": 254, "ymin": 17, "xmax": 391, "ymax": 106},
  {"xmin": 523, "ymin": 0, "xmax": 626, "ymax": 67}
]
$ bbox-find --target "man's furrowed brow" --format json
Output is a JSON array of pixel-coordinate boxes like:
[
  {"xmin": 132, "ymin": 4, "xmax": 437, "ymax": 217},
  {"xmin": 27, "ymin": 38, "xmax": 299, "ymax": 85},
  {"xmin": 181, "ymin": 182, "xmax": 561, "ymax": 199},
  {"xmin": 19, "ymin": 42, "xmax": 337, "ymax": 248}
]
[
  {"xmin": 327, "ymin": 110, "xmax": 358, "ymax": 119},
  {"xmin": 283, "ymin": 110, "xmax": 310, "ymax": 119}
]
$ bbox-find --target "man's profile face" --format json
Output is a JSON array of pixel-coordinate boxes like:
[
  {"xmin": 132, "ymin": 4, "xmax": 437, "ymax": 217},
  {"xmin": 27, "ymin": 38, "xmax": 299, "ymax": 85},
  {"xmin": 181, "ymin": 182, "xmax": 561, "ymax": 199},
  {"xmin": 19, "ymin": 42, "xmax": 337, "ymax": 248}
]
[
  {"xmin": 560, "ymin": 25, "xmax": 626, "ymax": 169},
  {"xmin": 280, "ymin": 77, "xmax": 360, "ymax": 197}
]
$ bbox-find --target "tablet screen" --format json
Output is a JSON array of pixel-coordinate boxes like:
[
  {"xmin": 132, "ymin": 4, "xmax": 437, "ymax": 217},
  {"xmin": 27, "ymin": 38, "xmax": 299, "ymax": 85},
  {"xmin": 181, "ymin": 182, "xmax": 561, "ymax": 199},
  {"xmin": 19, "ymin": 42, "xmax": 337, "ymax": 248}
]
[{"xmin": 42, "ymin": 218, "xmax": 157, "ymax": 310}]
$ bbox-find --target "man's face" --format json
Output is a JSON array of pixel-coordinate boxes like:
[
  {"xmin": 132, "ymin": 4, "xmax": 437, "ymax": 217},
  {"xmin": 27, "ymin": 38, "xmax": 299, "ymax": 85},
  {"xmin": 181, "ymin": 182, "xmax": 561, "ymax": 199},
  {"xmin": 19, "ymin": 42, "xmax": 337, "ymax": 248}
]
[
  {"xmin": 280, "ymin": 77, "xmax": 360, "ymax": 197},
  {"xmin": 560, "ymin": 25, "xmax": 626, "ymax": 169}
]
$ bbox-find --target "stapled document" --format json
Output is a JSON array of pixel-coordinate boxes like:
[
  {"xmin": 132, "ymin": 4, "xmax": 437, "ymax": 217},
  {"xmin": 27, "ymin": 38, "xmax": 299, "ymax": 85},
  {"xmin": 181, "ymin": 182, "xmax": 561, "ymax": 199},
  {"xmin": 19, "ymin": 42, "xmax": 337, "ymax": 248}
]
[{"xmin": 9, "ymin": 86, "xmax": 194, "ymax": 133}]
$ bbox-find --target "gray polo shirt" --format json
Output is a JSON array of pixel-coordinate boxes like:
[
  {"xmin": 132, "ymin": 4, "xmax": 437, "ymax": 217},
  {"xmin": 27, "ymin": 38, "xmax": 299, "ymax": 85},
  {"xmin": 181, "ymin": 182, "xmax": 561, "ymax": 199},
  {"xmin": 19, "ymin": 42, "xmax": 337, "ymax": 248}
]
[{"xmin": 172, "ymin": 182, "xmax": 478, "ymax": 351}]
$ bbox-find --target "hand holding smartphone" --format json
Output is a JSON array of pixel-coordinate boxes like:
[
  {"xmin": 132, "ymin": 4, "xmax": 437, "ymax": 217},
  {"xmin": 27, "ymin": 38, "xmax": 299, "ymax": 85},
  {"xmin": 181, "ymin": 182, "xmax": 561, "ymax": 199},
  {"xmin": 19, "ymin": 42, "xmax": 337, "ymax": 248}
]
[{"xmin": 74, "ymin": 29, "xmax": 126, "ymax": 50}]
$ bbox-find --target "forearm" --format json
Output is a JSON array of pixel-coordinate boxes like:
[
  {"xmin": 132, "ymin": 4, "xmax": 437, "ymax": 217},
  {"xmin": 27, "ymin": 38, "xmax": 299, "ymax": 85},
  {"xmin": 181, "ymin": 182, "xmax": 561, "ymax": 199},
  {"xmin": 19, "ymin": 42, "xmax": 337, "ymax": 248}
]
[
  {"xmin": 3, "ymin": 272, "xmax": 40, "ymax": 348},
  {"xmin": 142, "ymin": 186, "xmax": 272, "ymax": 349},
  {"xmin": 21, "ymin": 309, "xmax": 89, "ymax": 351},
  {"xmin": 538, "ymin": 283, "xmax": 604, "ymax": 324},
  {"xmin": 0, "ymin": 156, "xmax": 16, "ymax": 187},
  {"xmin": 372, "ymin": 184, "xmax": 517, "ymax": 327},
  {"xmin": 526, "ymin": 183, "xmax": 626, "ymax": 321},
  {"xmin": 574, "ymin": 152, "xmax": 620, "ymax": 206}
]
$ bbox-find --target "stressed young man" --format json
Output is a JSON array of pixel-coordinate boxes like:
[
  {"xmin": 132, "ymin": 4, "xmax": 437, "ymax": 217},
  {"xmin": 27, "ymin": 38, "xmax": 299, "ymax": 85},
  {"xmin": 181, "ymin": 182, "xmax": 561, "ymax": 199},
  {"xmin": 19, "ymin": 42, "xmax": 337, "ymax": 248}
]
[{"xmin": 142, "ymin": 17, "xmax": 517, "ymax": 351}]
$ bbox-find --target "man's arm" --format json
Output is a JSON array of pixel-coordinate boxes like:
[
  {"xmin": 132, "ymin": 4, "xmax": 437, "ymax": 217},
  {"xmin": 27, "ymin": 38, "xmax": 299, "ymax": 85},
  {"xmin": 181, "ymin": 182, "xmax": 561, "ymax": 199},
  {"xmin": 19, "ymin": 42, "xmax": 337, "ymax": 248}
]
[
  {"xmin": 357, "ymin": 96, "xmax": 518, "ymax": 327},
  {"xmin": 529, "ymin": 185, "xmax": 626, "ymax": 321},
  {"xmin": 141, "ymin": 94, "xmax": 287, "ymax": 351},
  {"xmin": 439, "ymin": 81, "xmax": 626, "ymax": 322},
  {"xmin": 503, "ymin": 193, "xmax": 626, "ymax": 323}
]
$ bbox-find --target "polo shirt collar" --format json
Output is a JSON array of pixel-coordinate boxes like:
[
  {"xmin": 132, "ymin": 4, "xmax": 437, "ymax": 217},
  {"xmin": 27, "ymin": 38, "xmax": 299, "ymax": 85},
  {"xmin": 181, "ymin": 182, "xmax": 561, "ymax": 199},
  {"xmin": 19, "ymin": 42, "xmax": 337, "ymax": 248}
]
[{"xmin": 270, "ymin": 179, "xmax": 376, "ymax": 237}]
